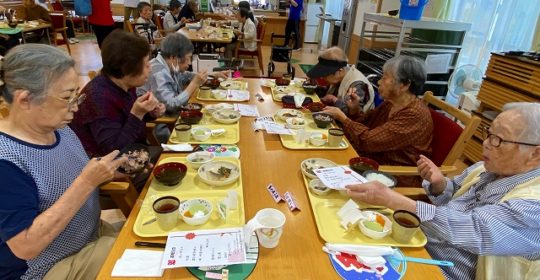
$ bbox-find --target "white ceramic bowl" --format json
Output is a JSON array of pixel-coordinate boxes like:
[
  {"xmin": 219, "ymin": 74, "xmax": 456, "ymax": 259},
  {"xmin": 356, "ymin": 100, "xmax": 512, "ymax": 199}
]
[
  {"xmin": 179, "ymin": 199, "xmax": 213, "ymax": 226},
  {"xmin": 309, "ymin": 132, "xmax": 327, "ymax": 146},
  {"xmin": 212, "ymin": 90, "xmax": 227, "ymax": 100},
  {"xmin": 212, "ymin": 109, "xmax": 241, "ymax": 124},
  {"xmin": 286, "ymin": 117, "xmax": 306, "ymax": 129},
  {"xmin": 191, "ymin": 127, "xmax": 212, "ymax": 141},
  {"xmin": 205, "ymin": 103, "xmax": 234, "ymax": 113},
  {"xmin": 300, "ymin": 158, "xmax": 338, "ymax": 179},
  {"xmin": 309, "ymin": 179, "xmax": 331, "ymax": 196},
  {"xmin": 198, "ymin": 161, "xmax": 240, "ymax": 186},
  {"xmin": 186, "ymin": 151, "xmax": 215, "ymax": 169},
  {"xmin": 358, "ymin": 211, "xmax": 392, "ymax": 239},
  {"xmin": 220, "ymin": 80, "xmax": 243, "ymax": 90},
  {"xmin": 276, "ymin": 108, "xmax": 303, "ymax": 122}
]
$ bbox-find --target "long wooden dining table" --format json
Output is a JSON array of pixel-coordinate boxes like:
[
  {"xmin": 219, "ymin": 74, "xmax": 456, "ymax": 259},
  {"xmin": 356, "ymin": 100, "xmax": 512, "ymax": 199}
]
[{"xmin": 97, "ymin": 78, "xmax": 444, "ymax": 279}]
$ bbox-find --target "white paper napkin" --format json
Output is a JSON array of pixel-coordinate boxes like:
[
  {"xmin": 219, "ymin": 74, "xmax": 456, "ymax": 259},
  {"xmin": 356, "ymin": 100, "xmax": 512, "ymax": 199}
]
[
  {"xmin": 161, "ymin": 143, "xmax": 193, "ymax": 152},
  {"xmin": 111, "ymin": 249, "xmax": 164, "ymax": 277}
]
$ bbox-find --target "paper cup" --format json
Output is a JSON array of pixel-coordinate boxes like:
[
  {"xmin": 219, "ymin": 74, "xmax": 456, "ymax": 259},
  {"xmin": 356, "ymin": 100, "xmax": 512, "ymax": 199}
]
[
  {"xmin": 245, "ymin": 208, "xmax": 286, "ymax": 248},
  {"xmin": 175, "ymin": 123, "xmax": 192, "ymax": 142},
  {"xmin": 199, "ymin": 86, "xmax": 211, "ymax": 99},
  {"xmin": 152, "ymin": 196, "xmax": 180, "ymax": 230},
  {"xmin": 328, "ymin": 128, "xmax": 344, "ymax": 147},
  {"xmin": 391, "ymin": 210, "xmax": 420, "ymax": 243}
]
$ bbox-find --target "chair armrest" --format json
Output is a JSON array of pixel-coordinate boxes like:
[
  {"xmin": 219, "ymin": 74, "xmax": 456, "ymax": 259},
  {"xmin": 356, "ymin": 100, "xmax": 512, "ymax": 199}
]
[
  {"xmin": 394, "ymin": 187, "xmax": 429, "ymax": 201},
  {"xmin": 379, "ymin": 165, "xmax": 457, "ymax": 176},
  {"xmin": 100, "ymin": 181, "xmax": 130, "ymax": 193},
  {"xmin": 100, "ymin": 181, "xmax": 138, "ymax": 217}
]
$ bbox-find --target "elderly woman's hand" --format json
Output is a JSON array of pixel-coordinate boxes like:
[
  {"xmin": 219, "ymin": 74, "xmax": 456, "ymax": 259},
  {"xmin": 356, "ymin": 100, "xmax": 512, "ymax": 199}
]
[
  {"xmin": 149, "ymin": 103, "xmax": 166, "ymax": 118},
  {"xmin": 321, "ymin": 94, "xmax": 337, "ymax": 105},
  {"xmin": 417, "ymin": 155, "xmax": 446, "ymax": 194},
  {"xmin": 322, "ymin": 106, "xmax": 348, "ymax": 122},
  {"xmin": 130, "ymin": 91, "xmax": 159, "ymax": 120},
  {"xmin": 78, "ymin": 150, "xmax": 127, "ymax": 188},
  {"xmin": 346, "ymin": 87, "xmax": 361, "ymax": 116},
  {"xmin": 212, "ymin": 70, "xmax": 230, "ymax": 80},
  {"xmin": 193, "ymin": 70, "xmax": 209, "ymax": 86}
]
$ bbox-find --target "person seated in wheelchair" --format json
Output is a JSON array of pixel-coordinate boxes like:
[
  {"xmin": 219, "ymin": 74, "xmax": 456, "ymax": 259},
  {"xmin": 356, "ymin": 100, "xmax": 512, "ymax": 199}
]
[
  {"xmin": 321, "ymin": 55, "xmax": 433, "ymax": 187},
  {"xmin": 224, "ymin": 8, "xmax": 256, "ymax": 59},
  {"xmin": 135, "ymin": 2, "xmax": 163, "ymax": 44},
  {"xmin": 307, "ymin": 47, "xmax": 375, "ymax": 115}
]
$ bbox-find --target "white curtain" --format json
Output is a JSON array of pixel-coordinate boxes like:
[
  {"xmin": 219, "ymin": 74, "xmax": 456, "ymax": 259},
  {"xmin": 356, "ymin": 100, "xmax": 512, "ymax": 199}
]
[
  {"xmin": 320, "ymin": 0, "xmax": 345, "ymax": 48},
  {"xmin": 445, "ymin": 0, "xmax": 540, "ymax": 72}
]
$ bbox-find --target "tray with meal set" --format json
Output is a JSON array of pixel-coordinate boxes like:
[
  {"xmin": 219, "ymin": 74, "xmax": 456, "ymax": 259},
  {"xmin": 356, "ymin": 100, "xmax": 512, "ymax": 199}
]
[
  {"xmin": 299, "ymin": 158, "xmax": 427, "ymax": 247},
  {"xmin": 273, "ymin": 109, "xmax": 350, "ymax": 150},
  {"xmin": 133, "ymin": 156, "xmax": 245, "ymax": 237},
  {"xmin": 169, "ymin": 106, "xmax": 240, "ymax": 144},
  {"xmin": 196, "ymin": 80, "xmax": 249, "ymax": 102},
  {"xmin": 269, "ymin": 84, "xmax": 321, "ymax": 103}
]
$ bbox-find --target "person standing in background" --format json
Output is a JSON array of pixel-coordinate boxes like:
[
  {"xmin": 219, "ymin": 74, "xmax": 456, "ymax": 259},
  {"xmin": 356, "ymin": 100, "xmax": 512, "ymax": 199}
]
[
  {"xmin": 124, "ymin": 0, "xmax": 140, "ymax": 31},
  {"xmin": 283, "ymin": 0, "xmax": 302, "ymax": 50},
  {"xmin": 88, "ymin": 0, "xmax": 117, "ymax": 48}
]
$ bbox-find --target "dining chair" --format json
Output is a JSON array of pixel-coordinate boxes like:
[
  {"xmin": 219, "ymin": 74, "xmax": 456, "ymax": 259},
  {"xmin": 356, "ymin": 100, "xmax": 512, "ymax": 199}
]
[
  {"xmin": 379, "ymin": 91, "xmax": 481, "ymax": 198},
  {"xmin": 49, "ymin": 11, "xmax": 72, "ymax": 55},
  {"xmin": 50, "ymin": 1, "xmax": 87, "ymax": 33},
  {"xmin": 234, "ymin": 17, "xmax": 266, "ymax": 75}
]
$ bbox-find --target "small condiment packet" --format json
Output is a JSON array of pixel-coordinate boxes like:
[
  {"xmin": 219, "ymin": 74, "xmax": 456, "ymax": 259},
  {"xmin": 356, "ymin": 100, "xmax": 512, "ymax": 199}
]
[
  {"xmin": 217, "ymin": 200, "xmax": 227, "ymax": 221},
  {"xmin": 211, "ymin": 129, "xmax": 226, "ymax": 137},
  {"xmin": 284, "ymin": 191, "xmax": 300, "ymax": 211},
  {"xmin": 227, "ymin": 190, "xmax": 238, "ymax": 209},
  {"xmin": 340, "ymin": 208, "xmax": 363, "ymax": 230},
  {"xmin": 266, "ymin": 184, "xmax": 284, "ymax": 203},
  {"xmin": 337, "ymin": 199, "xmax": 360, "ymax": 218},
  {"xmin": 293, "ymin": 94, "xmax": 306, "ymax": 108},
  {"xmin": 161, "ymin": 143, "xmax": 194, "ymax": 152}
]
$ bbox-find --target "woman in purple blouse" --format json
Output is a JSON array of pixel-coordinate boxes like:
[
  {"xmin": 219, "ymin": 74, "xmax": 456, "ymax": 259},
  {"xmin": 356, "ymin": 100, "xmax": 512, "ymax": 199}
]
[{"xmin": 70, "ymin": 30, "xmax": 165, "ymax": 158}]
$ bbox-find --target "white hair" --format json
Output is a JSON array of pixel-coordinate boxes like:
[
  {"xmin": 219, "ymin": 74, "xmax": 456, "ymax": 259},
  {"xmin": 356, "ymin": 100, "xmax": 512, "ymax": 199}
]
[{"xmin": 503, "ymin": 102, "xmax": 540, "ymax": 145}]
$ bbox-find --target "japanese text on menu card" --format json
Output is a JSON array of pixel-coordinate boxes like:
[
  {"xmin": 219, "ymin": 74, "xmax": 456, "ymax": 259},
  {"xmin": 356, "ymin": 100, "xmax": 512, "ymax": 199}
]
[
  {"xmin": 314, "ymin": 166, "xmax": 367, "ymax": 190},
  {"xmin": 161, "ymin": 228, "xmax": 247, "ymax": 269}
]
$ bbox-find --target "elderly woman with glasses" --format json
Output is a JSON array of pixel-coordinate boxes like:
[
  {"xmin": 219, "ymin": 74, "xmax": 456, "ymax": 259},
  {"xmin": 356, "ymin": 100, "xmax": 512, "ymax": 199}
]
[
  {"xmin": 323, "ymin": 55, "xmax": 432, "ymax": 186},
  {"xmin": 0, "ymin": 44, "xmax": 127, "ymax": 279},
  {"xmin": 345, "ymin": 102, "xmax": 540, "ymax": 280}
]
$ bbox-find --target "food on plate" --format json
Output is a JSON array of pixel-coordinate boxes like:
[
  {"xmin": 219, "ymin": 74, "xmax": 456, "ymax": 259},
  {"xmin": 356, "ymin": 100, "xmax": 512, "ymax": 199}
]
[
  {"xmin": 119, "ymin": 148, "xmax": 149, "ymax": 174},
  {"xmin": 208, "ymin": 166, "xmax": 232, "ymax": 180}
]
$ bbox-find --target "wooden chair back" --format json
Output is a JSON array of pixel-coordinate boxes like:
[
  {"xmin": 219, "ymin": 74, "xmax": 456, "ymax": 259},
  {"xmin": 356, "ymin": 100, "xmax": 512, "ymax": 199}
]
[
  {"xmin": 49, "ymin": 11, "xmax": 72, "ymax": 55},
  {"xmin": 422, "ymin": 91, "xmax": 481, "ymax": 166}
]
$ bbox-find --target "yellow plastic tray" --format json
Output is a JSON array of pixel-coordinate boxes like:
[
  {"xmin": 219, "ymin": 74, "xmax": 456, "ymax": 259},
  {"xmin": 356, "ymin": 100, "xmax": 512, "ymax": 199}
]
[
  {"xmin": 301, "ymin": 174, "xmax": 427, "ymax": 247},
  {"xmin": 169, "ymin": 124, "xmax": 239, "ymax": 144},
  {"xmin": 133, "ymin": 157, "xmax": 245, "ymax": 237},
  {"xmin": 270, "ymin": 85, "xmax": 321, "ymax": 102},
  {"xmin": 275, "ymin": 113, "xmax": 349, "ymax": 150}
]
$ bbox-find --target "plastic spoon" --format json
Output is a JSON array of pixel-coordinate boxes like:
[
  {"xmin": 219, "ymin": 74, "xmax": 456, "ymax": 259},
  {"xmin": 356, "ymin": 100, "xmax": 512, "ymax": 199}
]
[{"xmin": 388, "ymin": 255, "xmax": 454, "ymax": 267}]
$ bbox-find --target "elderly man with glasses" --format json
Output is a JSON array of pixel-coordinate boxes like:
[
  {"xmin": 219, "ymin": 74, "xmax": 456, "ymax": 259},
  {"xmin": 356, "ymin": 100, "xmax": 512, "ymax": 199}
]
[{"xmin": 344, "ymin": 102, "xmax": 540, "ymax": 280}]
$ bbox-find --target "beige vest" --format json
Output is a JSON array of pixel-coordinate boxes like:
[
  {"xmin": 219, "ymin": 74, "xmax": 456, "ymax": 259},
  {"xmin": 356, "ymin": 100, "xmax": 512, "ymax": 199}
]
[
  {"xmin": 337, "ymin": 66, "xmax": 375, "ymax": 113},
  {"xmin": 453, "ymin": 165, "xmax": 540, "ymax": 280}
]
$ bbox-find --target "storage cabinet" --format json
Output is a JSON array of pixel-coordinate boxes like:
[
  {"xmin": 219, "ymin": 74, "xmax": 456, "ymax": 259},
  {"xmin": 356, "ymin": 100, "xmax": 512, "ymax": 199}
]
[
  {"xmin": 355, "ymin": 13, "xmax": 471, "ymax": 98},
  {"xmin": 463, "ymin": 53, "xmax": 540, "ymax": 163}
]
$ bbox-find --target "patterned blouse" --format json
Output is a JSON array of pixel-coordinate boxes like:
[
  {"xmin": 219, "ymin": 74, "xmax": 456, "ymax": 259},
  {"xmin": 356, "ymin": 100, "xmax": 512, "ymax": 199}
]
[{"xmin": 342, "ymin": 99, "xmax": 433, "ymax": 186}]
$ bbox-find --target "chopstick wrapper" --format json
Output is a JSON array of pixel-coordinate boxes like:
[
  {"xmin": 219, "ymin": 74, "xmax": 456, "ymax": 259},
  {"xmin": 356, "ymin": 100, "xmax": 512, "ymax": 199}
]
[{"xmin": 111, "ymin": 249, "xmax": 164, "ymax": 277}]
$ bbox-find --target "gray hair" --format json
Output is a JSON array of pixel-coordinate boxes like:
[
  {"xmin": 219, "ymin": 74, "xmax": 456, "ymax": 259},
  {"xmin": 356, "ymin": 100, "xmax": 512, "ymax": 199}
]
[
  {"xmin": 1, "ymin": 44, "xmax": 74, "ymax": 104},
  {"xmin": 502, "ymin": 102, "xmax": 540, "ymax": 145},
  {"xmin": 160, "ymin": 33, "xmax": 194, "ymax": 61},
  {"xmin": 382, "ymin": 55, "xmax": 426, "ymax": 95}
]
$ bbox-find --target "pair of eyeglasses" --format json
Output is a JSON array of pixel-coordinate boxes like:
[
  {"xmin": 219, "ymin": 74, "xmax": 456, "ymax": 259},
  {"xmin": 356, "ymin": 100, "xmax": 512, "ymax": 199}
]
[
  {"xmin": 50, "ymin": 93, "xmax": 86, "ymax": 109},
  {"xmin": 481, "ymin": 126, "xmax": 538, "ymax": 148}
]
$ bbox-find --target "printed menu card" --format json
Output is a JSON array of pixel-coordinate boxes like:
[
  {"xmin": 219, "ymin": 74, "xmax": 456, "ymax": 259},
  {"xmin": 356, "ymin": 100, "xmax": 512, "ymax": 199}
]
[
  {"xmin": 161, "ymin": 227, "xmax": 247, "ymax": 269},
  {"xmin": 314, "ymin": 166, "xmax": 367, "ymax": 190}
]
